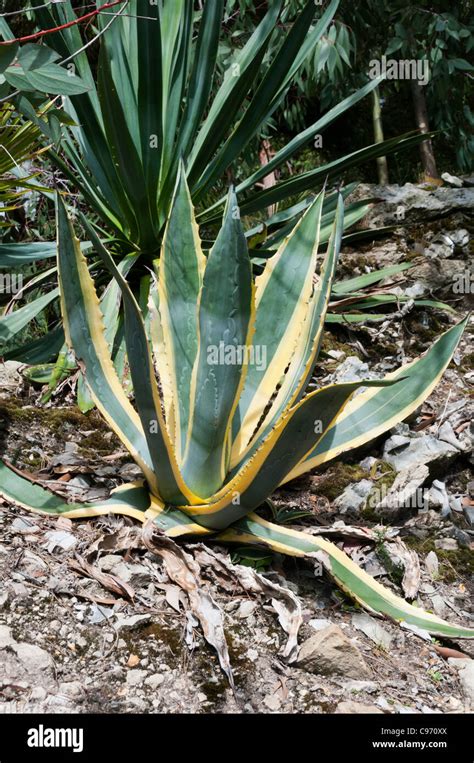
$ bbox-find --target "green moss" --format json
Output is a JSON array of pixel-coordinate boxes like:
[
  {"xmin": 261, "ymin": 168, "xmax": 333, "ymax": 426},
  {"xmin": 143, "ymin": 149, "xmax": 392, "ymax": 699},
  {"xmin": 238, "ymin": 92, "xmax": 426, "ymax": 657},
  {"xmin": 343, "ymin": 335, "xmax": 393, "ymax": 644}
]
[
  {"xmin": 461, "ymin": 352, "xmax": 474, "ymax": 371},
  {"xmin": 125, "ymin": 621, "xmax": 184, "ymax": 657},
  {"xmin": 313, "ymin": 462, "xmax": 367, "ymax": 501},
  {"xmin": 404, "ymin": 537, "xmax": 474, "ymax": 583},
  {"xmin": 361, "ymin": 461, "xmax": 397, "ymax": 520},
  {"xmin": 79, "ymin": 432, "xmax": 116, "ymax": 457},
  {"xmin": 320, "ymin": 333, "xmax": 358, "ymax": 360},
  {"xmin": 0, "ymin": 399, "xmax": 108, "ymax": 433}
]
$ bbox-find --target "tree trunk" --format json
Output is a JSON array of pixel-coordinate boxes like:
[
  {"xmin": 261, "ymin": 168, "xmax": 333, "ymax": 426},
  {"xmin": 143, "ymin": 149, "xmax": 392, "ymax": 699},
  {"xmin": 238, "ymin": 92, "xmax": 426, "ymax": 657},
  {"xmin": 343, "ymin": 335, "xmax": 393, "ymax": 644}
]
[
  {"xmin": 410, "ymin": 79, "xmax": 439, "ymax": 180},
  {"xmin": 372, "ymin": 87, "xmax": 389, "ymax": 185},
  {"xmin": 258, "ymin": 139, "xmax": 277, "ymax": 217}
]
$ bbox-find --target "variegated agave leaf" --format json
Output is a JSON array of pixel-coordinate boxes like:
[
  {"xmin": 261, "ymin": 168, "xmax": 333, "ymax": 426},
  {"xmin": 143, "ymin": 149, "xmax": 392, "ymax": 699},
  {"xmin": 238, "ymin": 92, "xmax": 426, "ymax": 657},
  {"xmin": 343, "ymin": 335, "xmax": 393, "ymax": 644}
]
[{"xmin": 1, "ymin": 177, "xmax": 472, "ymax": 643}]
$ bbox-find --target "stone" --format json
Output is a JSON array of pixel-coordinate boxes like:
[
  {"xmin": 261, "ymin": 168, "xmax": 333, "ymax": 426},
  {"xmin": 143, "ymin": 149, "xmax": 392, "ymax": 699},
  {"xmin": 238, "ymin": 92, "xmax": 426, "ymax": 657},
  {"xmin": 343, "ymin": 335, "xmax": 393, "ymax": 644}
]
[
  {"xmin": 441, "ymin": 172, "xmax": 463, "ymax": 188},
  {"xmin": 98, "ymin": 554, "xmax": 125, "ymax": 570},
  {"xmin": 0, "ymin": 361, "xmax": 22, "ymax": 391},
  {"xmin": 351, "ymin": 613, "xmax": 393, "ymax": 651},
  {"xmin": 115, "ymin": 614, "xmax": 151, "ymax": 631},
  {"xmin": 424, "ymin": 550, "xmax": 439, "ymax": 579},
  {"xmin": 144, "ymin": 673, "xmax": 165, "ymax": 690},
  {"xmin": 263, "ymin": 694, "xmax": 282, "ymax": 711},
  {"xmin": 426, "ymin": 480, "xmax": 451, "ymax": 516},
  {"xmin": 363, "ymin": 183, "xmax": 474, "ymax": 227},
  {"xmin": 237, "ymin": 600, "xmax": 258, "ymax": 619},
  {"xmin": 335, "ymin": 700, "xmax": 383, "ymax": 714},
  {"xmin": 434, "ymin": 538, "xmax": 458, "ymax": 551},
  {"xmin": 448, "ymin": 658, "xmax": 474, "ymax": 709},
  {"xmin": 343, "ymin": 680, "xmax": 378, "ymax": 694},
  {"xmin": 332, "ymin": 356, "xmax": 374, "ymax": 383},
  {"xmin": 30, "ymin": 687, "xmax": 47, "ymax": 701},
  {"xmin": 333, "ymin": 480, "xmax": 373, "ymax": 514},
  {"xmin": 58, "ymin": 681, "xmax": 83, "ymax": 697},
  {"xmin": 0, "ymin": 625, "xmax": 15, "ymax": 649},
  {"xmin": 12, "ymin": 643, "xmax": 53, "ymax": 672},
  {"xmin": 383, "ymin": 432, "xmax": 459, "ymax": 474},
  {"xmin": 308, "ymin": 618, "xmax": 332, "ymax": 632},
  {"xmin": 297, "ymin": 625, "xmax": 371, "ymax": 679},
  {"xmin": 463, "ymin": 506, "xmax": 474, "ymax": 527},
  {"xmin": 126, "ymin": 669, "xmax": 147, "ymax": 687},
  {"xmin": 373, "ymin": 464, "xmax": 429, "ymax": 518}
]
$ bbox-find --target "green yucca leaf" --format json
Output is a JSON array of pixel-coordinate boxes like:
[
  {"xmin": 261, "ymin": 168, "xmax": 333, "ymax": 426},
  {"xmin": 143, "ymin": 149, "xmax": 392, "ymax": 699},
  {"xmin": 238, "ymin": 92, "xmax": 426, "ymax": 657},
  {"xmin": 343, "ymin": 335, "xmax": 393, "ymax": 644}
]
[
  {"xmin": 3, "ymin": 326, "xmax": 64, "ymax": 364},
  {"xmin": 234, "ymin": 132, "xmax": 435, "ymax": 219},
  {"xmin": 193, "ymin": 0, "xmax": 338, "ymax": 196},
  {"xmin": 0, "ymin": 241, "xmax": 57, "ymax": 267},
  {"xmin": 331, "ymin": 262, "xmax": 414, "ymax": 295},
  {"xmin": 0, "ymin": 288, "xmax": 59, "ymax": 347}
]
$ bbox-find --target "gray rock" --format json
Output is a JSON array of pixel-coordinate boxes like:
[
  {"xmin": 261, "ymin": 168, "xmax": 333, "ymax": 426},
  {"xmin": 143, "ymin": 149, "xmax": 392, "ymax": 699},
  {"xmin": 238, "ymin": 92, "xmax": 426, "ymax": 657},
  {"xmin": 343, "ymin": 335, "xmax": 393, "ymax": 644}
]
[
  {"xmin": 98, "ymin": 554, "xmax": 124, "ymax": 571},
  {"xmin": 263, "ymin": 694, "xmax": 282, "ymax": 711},
  {"xmin": 58, "ymin": 681, "xmax": 83, "ymax": 698},
  {"xmin": 335, "ymin": 700, "xmax": 383, "ymax": 714},
  {"xmin": 424, "ymin": 551, "xmax": 439, "ymax": 579},
  {"xmin": 333, "ymin": 480, "xmax": 373, "ymax": 514},
  {"xmin": 332, "ymin": 357, "xmax": 374, "ymax": 383},
  {"xmin": 372, "ymin": 464, "xmax": 429, "ymax": 518},
  {"xmin": 0, "ymin": 361, "xmax": 22, "ymax": 391},
  {"xmin": 364, "ymin": 183, "xmax": 474, "ymax": 226},
  {"xmin": 343, "ymin": 680, "xmax": 378, "ymax": 694},
  {"xmin": 126, "ymin": 669, "xmax": 147, "ymax": 687},
  {"xmin": 463, "ymin": 506, "xmax": 474, "ymax": 527},
  {"xmin": 435, "ymin": 538, "xmax": 458, "ymax": 551},
  {"xmin": 144, "ymin": 673, "xmax": 165, "ymax": 690},
  {"xmin": 383, "ymin": 432, "xmax": 459, "ymax": 474},
  {"xmin": 12, "ymin": 643, "xmax": 53, "ymax": 672},
  {"xmin": 426, "ymin": 480, "xmax": 451, "ymax": 517},
  {"xmin": 448, "ymin": 658, "xmax": 474, "ymax": 709},
  {"xmin": 308, "ymin": 618, "xmax": 332, "ymax": 632},
  {"xmin": 441, "ymin": 172, "xmax": 463, "ymax": 188},
  {"xmin": 0, "ymin": 625, "xmax": 15, "ymax": 649},
  {"xmin": 297, "ymin": 625, "xmax": 371, "ymax": 679},
  {"xmin": 115, "ymin": 614, "xmax": 151, "ymax": 631},
  {"xmin": 237, "ymin": 600, "xmax": 258, "ymax": 619},
  {"xmin": 351, "ymin": 613, "xmax": 393, "ymax": 651}
]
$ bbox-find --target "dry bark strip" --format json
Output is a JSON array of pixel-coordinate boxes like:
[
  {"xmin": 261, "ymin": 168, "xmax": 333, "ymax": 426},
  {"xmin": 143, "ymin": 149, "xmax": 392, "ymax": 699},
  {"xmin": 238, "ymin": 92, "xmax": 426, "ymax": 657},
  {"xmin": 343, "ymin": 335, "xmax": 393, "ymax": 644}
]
[
  {"xmin": 193, "ymin": 544, "xmax": 302, "ymax": 662},
  {"xmin": 142, "ymin": 521, "xmax": 234, "ymax": 688},
  {"xmin": 68, "ymin": 554, "xmax": 136, "ymax": 600}
]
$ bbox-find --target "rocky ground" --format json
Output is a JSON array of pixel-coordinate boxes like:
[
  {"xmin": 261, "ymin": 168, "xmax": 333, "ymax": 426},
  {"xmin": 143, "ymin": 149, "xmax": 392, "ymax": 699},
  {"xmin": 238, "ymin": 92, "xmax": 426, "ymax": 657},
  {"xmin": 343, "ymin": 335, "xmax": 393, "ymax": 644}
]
[{"xmin": 0, "ymin": 180, "xmax": 473, "ymax": 714}]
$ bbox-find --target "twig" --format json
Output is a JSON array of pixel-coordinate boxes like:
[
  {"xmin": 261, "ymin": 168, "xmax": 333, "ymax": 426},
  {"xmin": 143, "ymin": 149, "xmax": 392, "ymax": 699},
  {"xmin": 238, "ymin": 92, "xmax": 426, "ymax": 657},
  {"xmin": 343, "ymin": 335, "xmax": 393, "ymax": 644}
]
[{"xmin": 0, "ymin": 0, "xmax": 128, "ymax": 45}]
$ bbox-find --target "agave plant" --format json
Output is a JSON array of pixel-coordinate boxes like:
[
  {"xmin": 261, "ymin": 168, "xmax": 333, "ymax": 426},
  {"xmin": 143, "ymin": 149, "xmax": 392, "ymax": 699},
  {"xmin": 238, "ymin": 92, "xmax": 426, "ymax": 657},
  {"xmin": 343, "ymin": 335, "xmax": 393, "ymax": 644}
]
[
  {"xmin": 0, "ymin": 0, "xmax": 434, "ymax": 368},
  {"xmin": 1, "ymin": 170, "xmax": 472, "ymax": 643}
]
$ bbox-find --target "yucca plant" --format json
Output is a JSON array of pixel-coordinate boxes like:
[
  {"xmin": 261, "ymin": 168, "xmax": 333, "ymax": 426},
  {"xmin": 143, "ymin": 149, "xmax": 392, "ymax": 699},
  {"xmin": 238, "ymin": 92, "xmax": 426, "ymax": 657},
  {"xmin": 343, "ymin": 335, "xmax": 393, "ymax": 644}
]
[
  {"xmin": 0, "ymin": 102, "xmax": 48, "ymax": 226},
  {"xmin": 0, "ymin": 0, "xmax": 434, "ymax": 367},
  {"xmin": 1, "ymin": 170, "xmax": 472, "ymax": 643}
]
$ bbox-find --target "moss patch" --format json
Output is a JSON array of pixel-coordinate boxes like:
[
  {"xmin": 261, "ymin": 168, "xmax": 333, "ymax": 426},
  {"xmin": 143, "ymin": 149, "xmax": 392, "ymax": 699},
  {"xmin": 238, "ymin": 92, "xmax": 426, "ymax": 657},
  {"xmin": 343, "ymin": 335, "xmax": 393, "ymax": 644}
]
[
  {"xmin": 404, "ymin": 536, "xmax": 474, "ymax": 583},
  {"xmin": 313, "ymin": 462, "xmax": 367, "ymax": 501}
]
